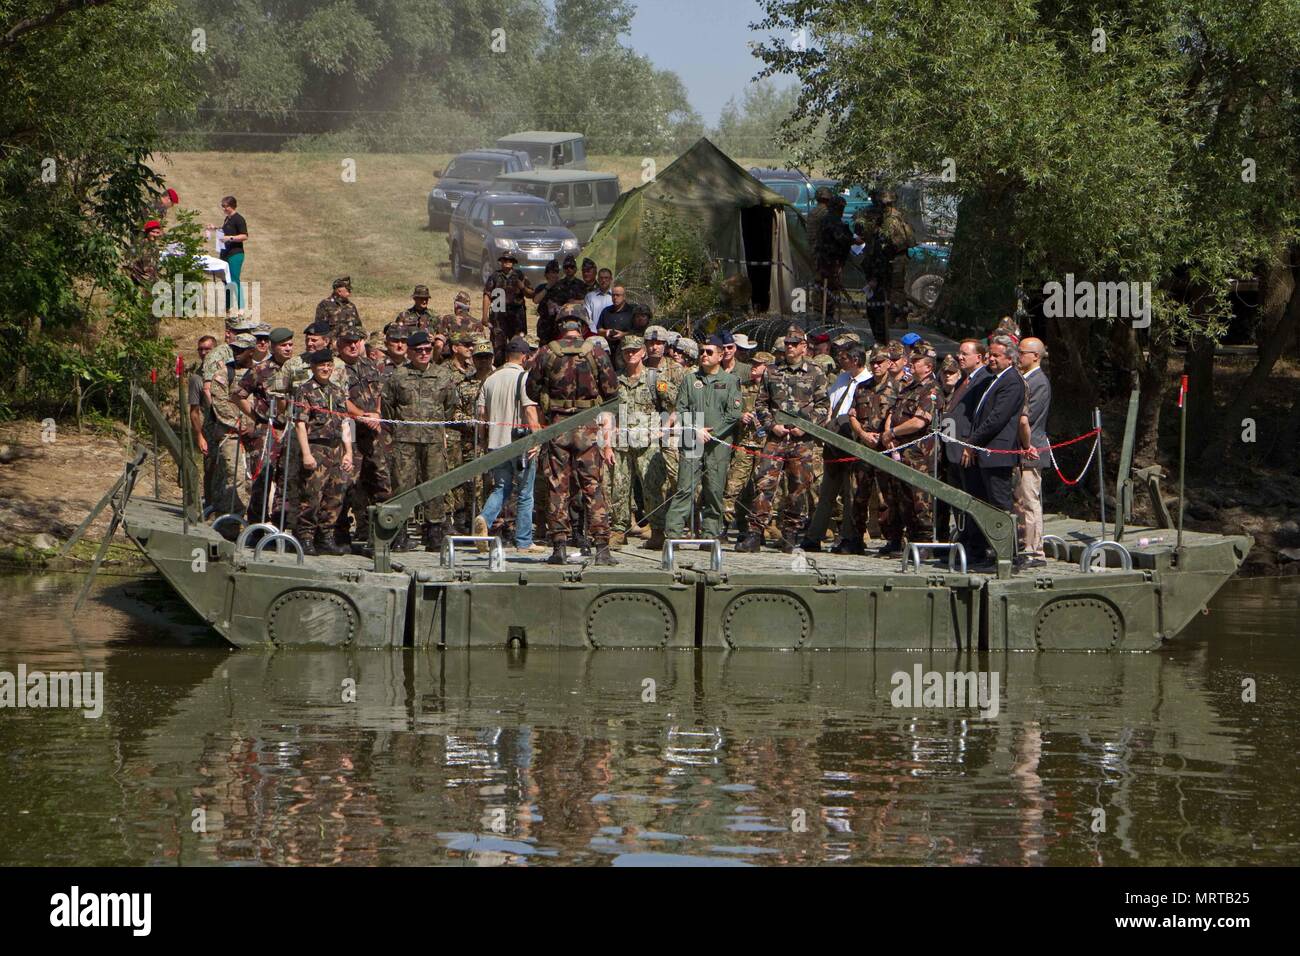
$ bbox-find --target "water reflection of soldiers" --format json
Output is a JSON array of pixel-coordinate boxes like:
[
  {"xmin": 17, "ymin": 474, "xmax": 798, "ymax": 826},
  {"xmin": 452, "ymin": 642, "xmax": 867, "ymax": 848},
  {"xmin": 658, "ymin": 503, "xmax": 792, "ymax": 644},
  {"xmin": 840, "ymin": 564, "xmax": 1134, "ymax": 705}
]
[
  {"xmin": 737, "ymin": 332, "xmax": 829, "ymax": 554},
  {"xmin": 526, "ymin": 319, "xmax": 619, "ymax": 565}
]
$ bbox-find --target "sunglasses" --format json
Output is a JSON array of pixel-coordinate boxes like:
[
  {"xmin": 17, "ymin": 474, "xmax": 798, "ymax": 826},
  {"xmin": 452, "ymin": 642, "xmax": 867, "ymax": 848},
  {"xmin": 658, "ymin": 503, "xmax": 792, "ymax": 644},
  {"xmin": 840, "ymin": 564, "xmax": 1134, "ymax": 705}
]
[
  {"xmin": 701, "ymin": 347, "xmax": 719, "ymax": 354},
  {"xmin": 412, "ymin": 345, "xmax": 434, "ymax": 353}
]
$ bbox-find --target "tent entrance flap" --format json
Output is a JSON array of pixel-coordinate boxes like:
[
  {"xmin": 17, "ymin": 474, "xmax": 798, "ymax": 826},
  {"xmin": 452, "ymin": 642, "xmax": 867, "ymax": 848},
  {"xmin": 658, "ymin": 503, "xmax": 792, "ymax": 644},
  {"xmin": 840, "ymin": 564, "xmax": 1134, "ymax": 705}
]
[{"xmin": 739, "ymin": 205, "xmax": 773, "ymax": 312}]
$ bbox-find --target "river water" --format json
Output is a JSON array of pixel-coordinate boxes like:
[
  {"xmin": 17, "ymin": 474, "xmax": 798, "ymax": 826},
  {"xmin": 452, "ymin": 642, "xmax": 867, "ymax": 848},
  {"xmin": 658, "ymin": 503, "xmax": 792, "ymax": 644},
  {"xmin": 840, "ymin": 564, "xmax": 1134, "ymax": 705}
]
[{"xmin": 0, "ymin": 572, "xmax": 1296, "ymax": 866}]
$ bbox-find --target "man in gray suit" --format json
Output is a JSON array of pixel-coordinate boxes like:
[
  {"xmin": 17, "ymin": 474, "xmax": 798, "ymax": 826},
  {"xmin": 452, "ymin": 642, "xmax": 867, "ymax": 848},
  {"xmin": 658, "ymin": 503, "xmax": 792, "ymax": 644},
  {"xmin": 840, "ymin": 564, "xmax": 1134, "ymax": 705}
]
[{"xmin": 1014, "ymin": 337, "xmax": 1052, "ymax": 567}]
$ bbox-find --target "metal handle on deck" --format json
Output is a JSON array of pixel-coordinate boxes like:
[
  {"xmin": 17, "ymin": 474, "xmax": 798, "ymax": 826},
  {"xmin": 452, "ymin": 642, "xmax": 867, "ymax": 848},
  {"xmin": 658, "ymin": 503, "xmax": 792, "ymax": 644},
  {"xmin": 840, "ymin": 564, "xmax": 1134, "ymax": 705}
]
[
  {"xmin": 235, "ymin": 521, "xmax": 280, "ymax": 549},
  {"xmin": 1042, "ymin": 534, "xmax": 1067, "ymax": 561},
  {"xmin": 902, "ymin": 542, "xmax": 966, "ymax": 573},
  {"xmin": 212, "ymin": 513, "xmax": 247, "ymax": 535},
  {"xmin": 663, "ymin": 538, "xmax": 723, "ymax": 572},
  {"xmin": 441, "ymin": 535, "xmax": 505, "ymax": 570},
  {"xmin": 1080, "ymin": 540, "xmax": 1132, "ymax": 573},
  {"xmin": 254, "ymin": 532, "xmax": 305, "ymax": 565}
]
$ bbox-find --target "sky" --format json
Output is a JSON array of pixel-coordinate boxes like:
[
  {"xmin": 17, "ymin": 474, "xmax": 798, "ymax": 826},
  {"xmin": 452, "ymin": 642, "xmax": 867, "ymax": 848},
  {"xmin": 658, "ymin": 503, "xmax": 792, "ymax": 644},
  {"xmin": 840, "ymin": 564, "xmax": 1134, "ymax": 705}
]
[{"xmin": 626, "ymin": 0, "xmax": 790, "ymax": 125}]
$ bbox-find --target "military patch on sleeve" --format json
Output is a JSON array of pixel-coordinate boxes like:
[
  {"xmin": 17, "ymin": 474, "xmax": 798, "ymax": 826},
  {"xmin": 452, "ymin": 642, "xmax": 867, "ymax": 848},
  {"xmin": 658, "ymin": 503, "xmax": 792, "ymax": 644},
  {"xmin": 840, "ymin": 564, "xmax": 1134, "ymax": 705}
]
[
  {"xmin": 693, "ymin": 380, "xmax": 703, "ymax": 389},
  {"xmin": 733, "ymin": 398, "xmax": 742, "ymax": 408},
  {"xmin": 657, "ymin": 381, "xmax": 668, "ymax": 392}
]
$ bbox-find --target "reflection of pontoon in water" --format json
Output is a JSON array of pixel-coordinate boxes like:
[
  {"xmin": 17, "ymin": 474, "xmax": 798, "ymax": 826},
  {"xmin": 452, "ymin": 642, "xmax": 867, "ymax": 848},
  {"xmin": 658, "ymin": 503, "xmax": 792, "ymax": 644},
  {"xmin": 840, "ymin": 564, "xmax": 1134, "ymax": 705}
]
[{"xmin": 90, "ymin": 381, "xmax": 1249, "ymax": 651}]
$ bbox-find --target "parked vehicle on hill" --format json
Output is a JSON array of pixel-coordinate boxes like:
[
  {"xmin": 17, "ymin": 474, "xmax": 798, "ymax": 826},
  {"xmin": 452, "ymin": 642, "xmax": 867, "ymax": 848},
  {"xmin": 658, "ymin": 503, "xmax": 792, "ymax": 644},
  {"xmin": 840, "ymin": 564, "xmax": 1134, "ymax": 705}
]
[
  {"xmin": 490, "ymin": 170, "xmax": 620, "ymax": 244},
  {"xmin": 447, "ymin": 192, "xmax": 580, "ymax": 284},
  {"xmin": 495, "ymin": 132, "xmax": 588, "ymax": 170},
  {"xmin": 427, "ymin": 149, "xmax": 532, "ymax": 230}
]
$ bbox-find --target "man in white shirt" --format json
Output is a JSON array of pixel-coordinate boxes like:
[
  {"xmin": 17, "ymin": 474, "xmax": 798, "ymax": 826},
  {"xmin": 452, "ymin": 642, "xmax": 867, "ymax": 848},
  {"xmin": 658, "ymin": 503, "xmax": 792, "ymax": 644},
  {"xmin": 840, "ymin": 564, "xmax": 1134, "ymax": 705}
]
[
  {"xmin": 472, "ymin": 336, "xmax": 543, "ymax": 553},
  {"xmin": 802, "ymin": 342, "xmax": 872, "ymax": 551},
  {"xmin": 582, "ymin": 268, "xmax": 614, "ymax": 334}
]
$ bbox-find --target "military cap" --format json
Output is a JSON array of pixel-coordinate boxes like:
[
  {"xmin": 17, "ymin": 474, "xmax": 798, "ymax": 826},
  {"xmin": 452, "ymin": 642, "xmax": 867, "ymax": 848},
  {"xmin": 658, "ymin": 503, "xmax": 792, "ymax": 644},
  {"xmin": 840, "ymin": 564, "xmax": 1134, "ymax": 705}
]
[
  {"xmin": 833, "ymin": 331, "xmax": 862, "ymax": 346},
  {"xmin": 811, "ymin": 354, "xmax": 837, "ymax": 370},
  {"xmin": 644, "ymin": 325, "xmax": 670, "ymax": 342},
  {"xmin": 254, "ymin": 323, "xmax": 272, "ymax": 337},
  {"xmin": 886, "ymin": 343, "xmax": 906, "ymax": 360},
  {"xmin": 227, "ymin": 316, "xmax": 259, "ymax": 332},
  {"xmin": 814, "ymin": 185, "xmax": 834, "ymax": 201},
  {"xmin": 632, "ymin": 303, "xmax": 653, "ymax": 318},
  {"xmin": 407, "ymin": 330, "xmax": 432, "ymax": 348},
  {"xmin": 498, "ymin": 251, "xmax": 518, "ymax": 263},
  {"xmin": 507, "ymin": 335, "xmax": 531, "ymax": 354},
  {"xmin": 472, "ymin": 337, "xmax": 494, "ymax": 356},
  {"xmin": 231, "ymin": 333, "xmax": 257, "ymax": 350},
  {"xmin": 783, "ymin": 330, "xmax": 807, "ymax": 344},
  {"xmin": 304, "ymin": 320, "xmax": 332, "ymax": 337},
  {"xmin": 559, "ymin": 318, "xmax": 585, "ymax": 333},
  {"xmin": 454, "ymin": 290, "xmax": 471, "ymax": 307},
  {"xmin": 713, "ymin": 328, "xmax": 736, "ymax": 346},
  {"xmin": 941, "ymin": 354, "xmax": 959, "ymax": 373},
  {"xmin": 451, "ymin": 331, "xmax": 476, "ymax": 346},
  {"xmin": 752, "ymin": 350, "xmax": 775, "ymax": 365},
  {"xmin": 412, "ymin": 284, "xmax": 430, "ymax": 299},
  {"xmin": 383, "ymin": 322, "xmax": 408, "ymax": 341},
  {"xmin": 732, "ymin": 333, "xmax": 756, "ymax": 350},
  {"xmin": 304, "ymin": 347, "xmax": 334, "ymax": 365},
  {"xmin": 621, "ymin": 335, "xmax": 645, "ymax": 350},
  {"xmin": 268, "ymin": 327, "xmax": 293, "ymax": 345},
  {"xmin": 912, "ymin": 348, "xmax": 939, "ymax": 364},
  {"xmin": 811, "ymin": 332, "xmax": 831, "ymax": 344},
  {"xmin": 869, "ymin": 347, "xmax": 892, "ymax": 363},
  {"xmin": 589, "ymin": 335, "xmax": 610, "ymax": 351},
  {"xmin": 337, "ymin": 326, "xmax": 366, "ymax": 342},
  {"xmin": 909, "ymin": 339, "xmax": 934, "ymax": 357},
  {"xmin": 562, "ymin": 254, "xmax": 578, "ymax": 268},
  {"xmin": 674, "ymin": 338, "xmax": 698, "ymax": 359},
  {"xmin": 524, "ymin": 333, "xmax": 540, "ymax": 349},
  {"xmin": 332, "ymin": 276, "xmax": 352, "ymax": 291},
  {"xmin": 581, "ymin": 257, "xmax": 596, "ymax": 270},
  {"xmin": 367, "ymin": 332, "xmax": 386, "ymax": 349}
]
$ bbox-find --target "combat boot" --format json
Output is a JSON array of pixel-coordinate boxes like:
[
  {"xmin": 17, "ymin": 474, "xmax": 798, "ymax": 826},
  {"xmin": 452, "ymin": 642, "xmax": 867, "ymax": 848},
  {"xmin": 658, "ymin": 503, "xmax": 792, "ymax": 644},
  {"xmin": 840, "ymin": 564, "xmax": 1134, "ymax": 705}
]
[
  {"xmin": 629, "ymin": 523, "xmax": 651, "ymax": 539},
  {"xmin": 298, "ymin": 535, "xmax": 318, "ymax": 557},
  {"xmin": 391, "ymin": 529, "xmax": 413, "ymax": 553},
  {"xmin": 316, "ymin": 532, "xmax": 348, "ymax": 556},
  {"xmin": 594, "ymin": 544, "xmax": 618, "ymax": 566},
  {"xmin": 735, "ymin": 531, "xmax": 763, "ymax": 553},
  {"xmin": 609, "ymin": 531, "xmax": 627, "ymax": 547},
  {"xmin": 779, "ymin": 532, "xmax": 798, "ymax": 554},
  {"xmin": 546, "ymin": 542, "xmax": 568, "ymax": 565},
  {"xmin": 798, "ymin": 537, "xmax": 821, "ymax": 553},
  {"xmin": 422, "ymin": 528, "xmax": 444, "ymax": 553},
  {"xmin": 832, "ymin": 538, "xmax": 866, "ymax": 555},
  {"xmin": 640, "ymin": 529, "xmax": 665, "ymax": 551}
]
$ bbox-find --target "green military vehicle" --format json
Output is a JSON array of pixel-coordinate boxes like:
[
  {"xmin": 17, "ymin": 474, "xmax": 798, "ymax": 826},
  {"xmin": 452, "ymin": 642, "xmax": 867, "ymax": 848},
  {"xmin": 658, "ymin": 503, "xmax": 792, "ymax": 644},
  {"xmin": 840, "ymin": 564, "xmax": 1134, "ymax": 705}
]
[
  {"xmin": 79, "ymin": 377, "xmax": 1252, "ymax": 653},
  {"xmin": 490, "ymin": 170, "xmax": 620, "ymax": 244},
  {"xmin": 495, "ymin": 131, "xmax": 588, "ymax": 170}
]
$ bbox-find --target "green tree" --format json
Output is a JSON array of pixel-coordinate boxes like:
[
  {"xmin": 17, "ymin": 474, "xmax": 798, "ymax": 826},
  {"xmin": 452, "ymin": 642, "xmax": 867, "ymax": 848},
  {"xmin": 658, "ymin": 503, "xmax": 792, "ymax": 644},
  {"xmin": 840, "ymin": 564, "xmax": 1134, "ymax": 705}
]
[{"xmin": 713, "ymin": 80, "xmax": 804, "ymax": 160}]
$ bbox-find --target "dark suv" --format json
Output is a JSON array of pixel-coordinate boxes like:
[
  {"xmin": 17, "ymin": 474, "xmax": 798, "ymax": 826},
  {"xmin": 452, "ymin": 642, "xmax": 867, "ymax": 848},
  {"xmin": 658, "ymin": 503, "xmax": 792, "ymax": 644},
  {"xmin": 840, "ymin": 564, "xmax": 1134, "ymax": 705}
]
[
  {"xmin": 447, "ymin": 192, "xmax": 581, "ymax": 284},
  {"xmin": 427, "ymin": 149, "xmax": 532, "ymax": 230}
]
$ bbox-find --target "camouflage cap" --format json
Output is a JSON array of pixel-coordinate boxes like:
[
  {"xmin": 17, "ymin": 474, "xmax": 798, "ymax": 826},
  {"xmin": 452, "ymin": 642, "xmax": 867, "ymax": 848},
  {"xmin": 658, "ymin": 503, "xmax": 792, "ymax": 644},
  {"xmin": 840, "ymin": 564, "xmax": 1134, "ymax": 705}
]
[
  {"xmin": 752, "ymin": 350, "xmax": 775, "ymax": 365},
  {"xmin": 908, "ymin": 338, "xmax": 934, "ymax": 357},
  {"xmin": 886, "ymin": 343, "xmax": 906, "ymax": 360},
  {"xmin": 332, "ymin": 276, "xmax": 351, "ymax": 291},
  {"xmin": 644, "ymin": 325, "xmax": 671, "ymax": 342},
  {"xmin": 231, "ymin": 333, "xmax": 257, "ymax": 350},
  {"xmin": 226, "ymin": 316, "xmax": 259, "ymax": 332},
  {"xmin": 412, "ymin": 284, "xmax": 430, "ymax": 299},
  {"xmin": 589, "ymin": 335, "xmax": 609, "ymax": 351},
  {"xmin": 451, "ymin": 331, "xmax": 476, "ymax": 346},
  {"xmin": 383, "ymin": 322, "xmax": 408, "ymax": 341},
  {"xmin": 674, "ymin": 338, "xmax": 698, "ymax": 359},
  {"xmin": 811, "ymin": 354, "xmax": 837, "ymax": 370},
  {"xmin": 940, "ymin": 353, "xmax": 959, "ymax": 373},
  {"xmin": 367, "ymin": 332, "xmax": 386, "ymax": 349},
  {"xmin": 869, "ymin": 347, "xmax": 891, "ymax": 363},
  {"xmin": 912, "ymin": 348, "xmax": 939, "ymax": 364},
  {"xmin": 472, "ymin": 337, "xmax": 494, "ymax": 356},
  {"xmin": 833, "ymin": 331, "xmax": 862, "ymax": 346},
  {"xmin": 621, "ymin": 335, "xmax": 645, "ymax": 350},
  {"xmin": 453, "ymin": 290, "xmax": 471, "ymax": 308},
  {"xmin": 254, "ymin": 322, "xmax": 272, "ymax": 337},
  {"xmin": 337, "ymin": 326, "xmax": 366, "ymax": 342}
]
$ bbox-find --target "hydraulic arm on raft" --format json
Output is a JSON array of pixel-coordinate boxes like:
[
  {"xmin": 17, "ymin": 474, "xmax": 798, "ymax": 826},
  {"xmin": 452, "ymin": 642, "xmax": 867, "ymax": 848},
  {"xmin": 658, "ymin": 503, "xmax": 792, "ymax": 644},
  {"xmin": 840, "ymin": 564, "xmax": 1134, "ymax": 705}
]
[
  {"xmin": 367, "ymin": 399, "xmax": 618, "ymax": 573},
  {"xmin": 776, "ymin": 410, "xmax": 1018, "ymax": 579}
]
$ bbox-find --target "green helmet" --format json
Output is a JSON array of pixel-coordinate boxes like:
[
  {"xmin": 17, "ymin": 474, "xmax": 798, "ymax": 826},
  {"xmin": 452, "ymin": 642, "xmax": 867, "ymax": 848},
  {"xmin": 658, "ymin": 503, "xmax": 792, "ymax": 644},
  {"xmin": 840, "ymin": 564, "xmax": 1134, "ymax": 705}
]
[{"xmin": 814, "ymin": 185, "xmax": 834, "ymax": 201}]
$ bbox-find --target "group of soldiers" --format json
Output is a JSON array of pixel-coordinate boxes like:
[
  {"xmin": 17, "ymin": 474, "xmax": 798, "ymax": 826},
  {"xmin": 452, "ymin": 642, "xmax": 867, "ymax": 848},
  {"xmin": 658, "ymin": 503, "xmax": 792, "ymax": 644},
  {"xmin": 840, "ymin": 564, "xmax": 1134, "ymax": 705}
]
[{"xmin": 190, "ymin": 246, "xmax": 1037, "ymax": 568}]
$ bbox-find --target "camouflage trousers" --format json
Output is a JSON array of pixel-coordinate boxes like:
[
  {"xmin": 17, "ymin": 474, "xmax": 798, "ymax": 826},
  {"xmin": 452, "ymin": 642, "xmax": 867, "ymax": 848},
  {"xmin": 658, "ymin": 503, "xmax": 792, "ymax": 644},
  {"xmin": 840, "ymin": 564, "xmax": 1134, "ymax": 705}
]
[
  {"xmin": 750, "ymin": 438, "xmax": 818, "ymax": 538},
  {"xmin": 450, "ymin": 439, "xmax": 484, "ymax": 534},
  {"xmin": 1014, "ymin": 465, "xmax": 1044, "ymax": 559},
  {"xmin": 340, "ymin": 426, "xmax": 392, "ymax": 540},
  {"xmin": 490, "ymin": 308, "xmax": 527, "ymax": 366},
  {"xmin": 852, "ymin": 465, "xmax": 888, "ymax": 544},
  {"xmin": 206, "ymin": 427, "xmax": 250, "ymax": 517},
  {"xmin": 723, "ymin": 444, "xmax": 760, "ymax": 531},
  {"xmin": 610, "ymin": 445, "xmax": 652, "ymax": 535},
  {"xmin": 297, "ymin": 443, "xmax": 348, "ymax": 538},
  {"xmin": 544, "ymin": 431, "xmax": 610, "ymax": 544},
  {"xmin": 393, "ymin": 441, "xmax": 448, "ymax": 533},
  {"xmin": 894, "ymin": 452, "xmax": 935, "ymax": 541},
  {"xmin": 642, "ymin": 447, "xmax": 679, "ymax": 532}
]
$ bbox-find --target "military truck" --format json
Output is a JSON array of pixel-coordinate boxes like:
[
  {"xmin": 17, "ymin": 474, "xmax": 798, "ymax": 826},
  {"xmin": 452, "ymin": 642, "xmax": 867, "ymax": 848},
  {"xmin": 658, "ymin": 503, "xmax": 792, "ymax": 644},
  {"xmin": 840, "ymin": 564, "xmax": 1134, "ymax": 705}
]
[{"xmin": 495, "ymin": 131, "xmax": 588, "ymax": 170}]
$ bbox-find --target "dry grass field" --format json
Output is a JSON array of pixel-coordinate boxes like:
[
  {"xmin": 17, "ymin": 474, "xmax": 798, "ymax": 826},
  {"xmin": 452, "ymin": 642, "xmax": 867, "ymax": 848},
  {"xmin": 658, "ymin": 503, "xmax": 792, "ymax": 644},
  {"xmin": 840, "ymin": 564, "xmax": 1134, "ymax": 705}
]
[{"xmin": 153, "ymin": 151, "xmax": 776, "ymax": 357}]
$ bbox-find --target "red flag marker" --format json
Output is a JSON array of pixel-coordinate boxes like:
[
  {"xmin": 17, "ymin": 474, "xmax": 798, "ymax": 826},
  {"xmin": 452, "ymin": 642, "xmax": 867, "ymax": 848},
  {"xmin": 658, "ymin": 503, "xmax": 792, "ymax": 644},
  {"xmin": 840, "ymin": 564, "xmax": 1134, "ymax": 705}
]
[
  {"xmin": 1177, "ymin": 374, "xmax": 1188, "ymax": 408},
  {"xmin": 150, "ymin": 368, "xmax": 158, "ymax": 384},
  {"xmin": 174, "ymin": 354, "xmax": 185, "ymax": 378}
]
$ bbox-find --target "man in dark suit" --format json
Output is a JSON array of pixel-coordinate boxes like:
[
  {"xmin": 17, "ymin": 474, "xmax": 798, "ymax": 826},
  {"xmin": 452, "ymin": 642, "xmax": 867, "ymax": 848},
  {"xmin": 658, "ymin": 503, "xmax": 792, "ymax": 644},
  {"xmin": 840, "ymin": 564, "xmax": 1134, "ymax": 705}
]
[
  {"xmin": 941, "ymin": 339, "xmax": 991, "ymax": 548},
  {"xmin": 962, "ymin": 335, "xmax": 1026, "ymax": 563}
]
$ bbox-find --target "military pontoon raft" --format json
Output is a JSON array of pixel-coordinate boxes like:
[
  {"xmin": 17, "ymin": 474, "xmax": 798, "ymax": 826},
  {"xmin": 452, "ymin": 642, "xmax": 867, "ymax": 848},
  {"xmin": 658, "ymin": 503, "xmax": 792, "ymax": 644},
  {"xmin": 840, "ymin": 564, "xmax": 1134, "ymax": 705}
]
[{"xmin": 85, "ymin": 383, "xmax": 1250, "ymax": 651}]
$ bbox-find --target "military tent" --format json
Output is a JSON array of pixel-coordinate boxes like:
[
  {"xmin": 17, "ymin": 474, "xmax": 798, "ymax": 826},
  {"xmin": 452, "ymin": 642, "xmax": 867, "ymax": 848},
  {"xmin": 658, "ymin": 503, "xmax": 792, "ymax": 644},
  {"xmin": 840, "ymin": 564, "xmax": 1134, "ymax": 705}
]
[{"xmin": 580, "ymin": 138, "xmax": 813, "ymax": 314}]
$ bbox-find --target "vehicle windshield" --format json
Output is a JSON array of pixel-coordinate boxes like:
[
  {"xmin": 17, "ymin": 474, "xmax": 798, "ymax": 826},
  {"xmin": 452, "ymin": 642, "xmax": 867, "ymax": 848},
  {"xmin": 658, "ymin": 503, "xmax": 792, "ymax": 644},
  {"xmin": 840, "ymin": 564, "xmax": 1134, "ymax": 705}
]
[
  {"xmin": 445, "ymin": 158, "xmax": 507, "ymax": 180},
  {"xmin": 488, "ymin": 202, "xmax": 561, "ymax": 227},
  {"xmin": 765, "ymin": 181, "xmax": 802, "ymax": 202},
  {"xmin": 494, "ymin": 180, "xmax": 548, "ymax": 199},
  {"xmin": 511, "ymin": 144, "xmax": 551, "ymax": 167}
]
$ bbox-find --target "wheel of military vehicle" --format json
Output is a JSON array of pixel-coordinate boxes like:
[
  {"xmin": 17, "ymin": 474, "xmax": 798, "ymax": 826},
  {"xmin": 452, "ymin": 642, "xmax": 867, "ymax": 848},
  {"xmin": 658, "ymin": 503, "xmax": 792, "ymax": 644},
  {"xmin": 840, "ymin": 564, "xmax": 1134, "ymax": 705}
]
[
  {"xmin": 450, "ymin": 242, "xmax": 465, "ymax": 277},
  {"xmin": 910, "ymin": 274, "xmax": 943, "ymax": 310}
]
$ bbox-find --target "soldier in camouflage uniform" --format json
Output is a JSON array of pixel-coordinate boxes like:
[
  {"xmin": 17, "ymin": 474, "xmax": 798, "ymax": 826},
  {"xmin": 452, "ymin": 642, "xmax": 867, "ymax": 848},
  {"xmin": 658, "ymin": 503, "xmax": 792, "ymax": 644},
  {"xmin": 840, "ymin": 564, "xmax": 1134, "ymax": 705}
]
[
  {"xmin": 846, "ymin": 347, "xmax": 898, "ymax": 553},
  {"xmin": 232, "ymin": 327, "xmax": 296, "ymax": 528},
  {"xmin": 736, "ymin": 332, "xmax": 830, "ymax": 553},
  {"xmin": 526, "ymin": 318, "xmax": 620, "ymax": 565},
  {"xmin": 722, "ymin": 351, "xmax": 770, "ymax": 540},
  {"xmin": 882, "ymin": 349, "xmax": 941, "ymax": 544},
  {"xmin": 293, "ymin": 349, "xmax": 354, "ymax": 556},
  {"xmin": 877, "ymin": 192, "xmax": 914, "ymax": 333},
  {"xmin": 335, "ymin": 327, "xmax": 392, "ymax": 554},
  {"xmin": 638, "ymin": 326, "xmax": 688, "ymax": 550},
  {"xmin": 482, "ymin": 252, "xmax": 533, "ymax": 365},
  {"xmin": 206, "ymin": 334, "xmax": 260, "ymax": 522},
  {"xmin": 315, "ymin": 276, "xmax": 363, "ymax": 339},
  {"xmin": 391, "ymin": 285, "xmax": 434, "ymax": 337},
  {"xmin": 202, "ymin": 316, "xmax": 259, "ymax": 388},
  {"xmin": 435, "ymin": 291, "xmax": 489, "ymax": 342},
  {"xmin": 382, "ymin": 330, "xmax": 458, "ymax": 551},
  {"xmin": 538, "ymin": 255, "xmax": 587, "ymax": 345},
  {"xmin": 609, "ymin": 336, "xmax": 655, "ymax": 545},
  {"xmin": 281, "ymin": 321, "xmax": 348, "ymax": 391}
]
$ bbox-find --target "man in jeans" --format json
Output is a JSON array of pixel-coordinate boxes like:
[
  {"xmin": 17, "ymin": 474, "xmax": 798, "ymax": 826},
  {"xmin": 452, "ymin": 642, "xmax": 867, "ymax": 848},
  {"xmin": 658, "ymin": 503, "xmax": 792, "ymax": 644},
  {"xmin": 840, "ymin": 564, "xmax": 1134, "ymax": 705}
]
[{"xmin": 472, "ymin": 336, "xmax": 544, "ymax": 554}]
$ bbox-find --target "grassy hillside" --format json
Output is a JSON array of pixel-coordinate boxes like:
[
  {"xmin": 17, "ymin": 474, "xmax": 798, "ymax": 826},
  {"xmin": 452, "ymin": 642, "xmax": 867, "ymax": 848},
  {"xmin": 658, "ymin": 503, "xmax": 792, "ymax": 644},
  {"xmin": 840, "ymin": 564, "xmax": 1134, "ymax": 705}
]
[{"xmin": 153, "ymin": 151, "xmax": 776, "ymax": 354}]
